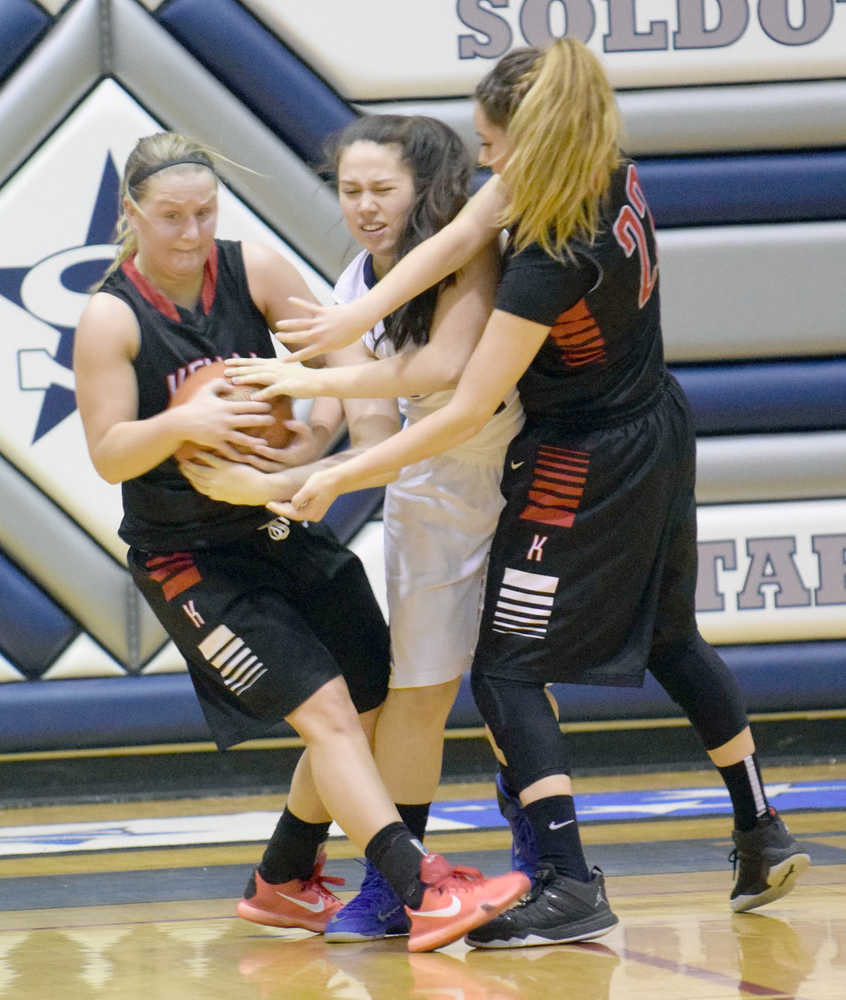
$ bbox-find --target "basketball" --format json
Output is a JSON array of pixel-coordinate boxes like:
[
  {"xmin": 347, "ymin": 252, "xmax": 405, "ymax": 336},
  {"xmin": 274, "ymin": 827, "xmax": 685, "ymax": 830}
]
[{"xmin": 168, "ymin": 359, "xmax": 294, "ymax": 462}]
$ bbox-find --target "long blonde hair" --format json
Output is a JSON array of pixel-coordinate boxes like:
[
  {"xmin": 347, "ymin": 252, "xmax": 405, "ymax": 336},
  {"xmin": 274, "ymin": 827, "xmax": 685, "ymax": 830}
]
[
  {"xmin": 94, "ymin": 132, "xmax": 218, "ymax": 289},
  {"xmin": 475, "ymin": 39, "xmax": 622, "ymax": 259}
]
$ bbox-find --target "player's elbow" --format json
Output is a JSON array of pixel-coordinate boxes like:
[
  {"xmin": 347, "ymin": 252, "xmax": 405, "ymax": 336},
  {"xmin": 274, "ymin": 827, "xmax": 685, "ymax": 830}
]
[
  {"xmin": 96, "ymin": 464, "xmax": 124, "ymax": 485},
  {"xmin": 436, "ymin": 355, "xmax": 470, "ymax": 390},
  {"xmin": 89, "ymin": 449, "xmax": 126, "ymax": 485}
]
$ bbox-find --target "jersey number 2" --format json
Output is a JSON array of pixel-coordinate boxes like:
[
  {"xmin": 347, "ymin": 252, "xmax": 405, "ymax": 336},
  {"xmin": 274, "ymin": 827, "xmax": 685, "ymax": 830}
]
[{"xmin": 613, "ymin": 164, "xmax": 658, "ymax": 309}]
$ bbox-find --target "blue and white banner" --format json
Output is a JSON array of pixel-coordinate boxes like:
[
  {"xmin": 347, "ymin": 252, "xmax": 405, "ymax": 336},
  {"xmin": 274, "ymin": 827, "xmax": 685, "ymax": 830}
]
[
  {"xmin": 251, "ymin": 0, "xmax": 846, "ymax": 98},
  {"xmin": 696, "ymin": 499, "xmax": 846, "ymax": 644}
]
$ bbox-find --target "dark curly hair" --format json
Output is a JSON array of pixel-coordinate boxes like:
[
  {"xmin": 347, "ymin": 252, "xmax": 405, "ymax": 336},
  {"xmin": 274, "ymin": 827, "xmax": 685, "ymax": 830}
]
[{"xmin": 324, "ymin": 115, "xmax": 472, "ymax": 351}]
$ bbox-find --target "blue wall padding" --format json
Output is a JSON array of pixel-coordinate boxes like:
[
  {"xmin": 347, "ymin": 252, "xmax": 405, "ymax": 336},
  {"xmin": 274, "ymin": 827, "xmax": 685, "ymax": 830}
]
[
  {"xmin": 450, "ymin": 639, "xmax": 846, "ymax": 727},
  {"xmin": 322, "ymin": 432, "xmax": 384, "ymax": 544},
  {"xmin": 0, "ymin": 0, "xmax": 51, "ymax": 83},
  {"xmin": 324, "ymin": 486, "xmax": 385, "ymax": 546},
  {"xmin": 0, "ymin": 552, "xmax": 77, "ymax": 679},
  {"xmin": 639, "ymin": 150, "xmax": 846, "ymax": 227},
  {"xmin": 0, "ymin": 675, "xmax": 209, "ymax": 751},
  {"xmin": 3, "ymin": 640, "xmax": 844, "ymax": 751},
  {"xmin": 156, "ymin": 0, "xmax": 846, "ymax": 226},
  {"xmin": 156, "ymin": 0, "xmax": 355, "ymax": 166},
  {"xmin": 671, "ymin": 358, "xmax": 846, "ymax": 435}
]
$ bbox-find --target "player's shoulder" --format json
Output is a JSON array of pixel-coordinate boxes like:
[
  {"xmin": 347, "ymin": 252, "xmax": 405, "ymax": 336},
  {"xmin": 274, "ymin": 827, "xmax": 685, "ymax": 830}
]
[
  {"xmin": 242, "ymin": 240, "xmax": 314, "ymax": 307},
  {"xmin": 75, "ymin": 287, "xmax": 140, "ymax": 363},
  {"xmin": 81, "ymin": 285, "xmax": 138, "ymax": 328},
  {"xmin": 334, "ymin": 249, "xmax": 369, "ymax": 303},
  {"xmin": 240, "ymin": 239, "xmax": 288, "ymax": 272}
]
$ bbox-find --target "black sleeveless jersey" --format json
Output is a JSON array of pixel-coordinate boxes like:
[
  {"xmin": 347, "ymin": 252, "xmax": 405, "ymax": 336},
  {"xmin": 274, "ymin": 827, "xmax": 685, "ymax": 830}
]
[
  {"xmin": 495, "ymin": 161, "xmax": 665, "ymax": 425},
  {"xmin": 100, "ymin": 239, "xmax": 277, "ymax": 551}
]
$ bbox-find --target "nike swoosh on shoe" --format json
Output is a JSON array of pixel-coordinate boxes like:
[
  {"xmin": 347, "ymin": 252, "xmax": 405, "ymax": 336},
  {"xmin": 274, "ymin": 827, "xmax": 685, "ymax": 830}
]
[
  {"xmin": 408, "ymin": 894, "xmax": 462, "ymax": 918},
  {"xmin": 276, "ymin": 892, "xmax": 326, "ymax": 913}
]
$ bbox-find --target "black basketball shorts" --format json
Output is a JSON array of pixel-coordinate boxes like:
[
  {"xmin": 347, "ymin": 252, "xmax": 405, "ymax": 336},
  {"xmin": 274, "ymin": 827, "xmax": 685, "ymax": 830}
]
[
  {"xmin": 128, "ymin": 514, "xmax": 390, "ymax": 749},
  {"xmin": 472, "ymin": 379, "xmax": 699, "ymax": 688}
]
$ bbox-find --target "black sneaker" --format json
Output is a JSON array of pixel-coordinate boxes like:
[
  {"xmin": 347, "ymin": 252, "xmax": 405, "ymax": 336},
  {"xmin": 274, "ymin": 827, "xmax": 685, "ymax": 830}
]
[
  {"xmin": 464, "ymin": 866, "xmax": 618, "ymax": 949},
  {"xmin": 729, "ymin": 809, "xmax": 810, "ymax": 913}
]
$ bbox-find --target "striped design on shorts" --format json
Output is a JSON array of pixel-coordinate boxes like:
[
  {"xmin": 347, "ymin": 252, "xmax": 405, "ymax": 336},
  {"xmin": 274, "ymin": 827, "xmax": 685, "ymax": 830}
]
[
  {"xmin": 198, "ymin": 624, "xmax": 267, "ymax": 696},
  {"xmin": 492, "ymin": 568, "xmax": 559, "ymax": 639},
  {"xmin": 145, "ymin": 552, "xmax": 201, "ymax": 601},
  {"xmin": 519, "ymin": 446, "xmax": 589, "ymax": 528}
]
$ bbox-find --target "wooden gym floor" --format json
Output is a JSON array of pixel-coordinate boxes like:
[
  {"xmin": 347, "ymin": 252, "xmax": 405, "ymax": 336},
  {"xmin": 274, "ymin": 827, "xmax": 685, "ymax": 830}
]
[{"xmin": 1, "ymin": 760, "xmax": 844, "ymax": 999}]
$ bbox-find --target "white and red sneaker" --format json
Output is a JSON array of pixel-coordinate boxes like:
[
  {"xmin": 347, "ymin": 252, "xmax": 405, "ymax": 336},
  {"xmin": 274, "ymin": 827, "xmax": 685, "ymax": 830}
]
[
  {"xmin": 406, "ymin": 853, "xmax": 530, "ymax": 953},
  {"xmin": 236, "ymin": 850, "xmax": 345, "ymax": 933}
]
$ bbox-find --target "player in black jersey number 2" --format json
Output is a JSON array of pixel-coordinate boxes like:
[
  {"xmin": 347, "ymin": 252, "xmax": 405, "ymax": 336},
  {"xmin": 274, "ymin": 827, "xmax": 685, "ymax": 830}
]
[{"xmin": 266, "ymin": 41, "xmax": 810, "ymax": 948}]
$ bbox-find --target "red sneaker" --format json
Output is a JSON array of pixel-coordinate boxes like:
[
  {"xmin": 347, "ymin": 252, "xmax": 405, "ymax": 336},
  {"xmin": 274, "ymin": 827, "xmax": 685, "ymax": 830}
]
[
  {"xmin": 236, "ymin": 850, "xmax": 345, "ymax": 933},
  {"xmin": 407, "ymin": 854, "xmax": 530, "ymax": 953}
]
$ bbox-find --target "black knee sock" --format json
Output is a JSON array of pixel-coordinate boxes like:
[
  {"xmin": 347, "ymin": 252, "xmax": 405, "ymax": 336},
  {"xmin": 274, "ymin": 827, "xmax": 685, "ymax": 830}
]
[
  {"xmin": 396, "ymin": 803, "xmax": 430, "ymax": 842},
  {"xmin": 525, "ymin": 795, "xmax": 590, "ymax": 882},
  {"xmin": 365, "ymin": 821, "xmax": 427, "ymax": 908},
  {"xmin": 258, "ymin": 807, "xmax": 331, "ymax": 883},
  {"xmin": 718, "ymin": 754, "xmax": 770, "ymax": 831}
]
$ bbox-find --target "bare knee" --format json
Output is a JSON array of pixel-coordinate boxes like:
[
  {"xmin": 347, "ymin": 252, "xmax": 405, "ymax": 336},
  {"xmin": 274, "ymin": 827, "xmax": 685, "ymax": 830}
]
[
  {"xmin": 287, "ymin": 676, "xmax": 364, "ymax": 746},
  {"xmin": 385, "ymin": 678, "xmax": 460, "ymax": 730}
]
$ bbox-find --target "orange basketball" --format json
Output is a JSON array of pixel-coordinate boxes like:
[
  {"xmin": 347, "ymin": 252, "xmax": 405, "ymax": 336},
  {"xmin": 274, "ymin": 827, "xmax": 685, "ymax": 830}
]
[{"xmin": 168, "ymin": 359, "xmax": 294, "ymax": 462}]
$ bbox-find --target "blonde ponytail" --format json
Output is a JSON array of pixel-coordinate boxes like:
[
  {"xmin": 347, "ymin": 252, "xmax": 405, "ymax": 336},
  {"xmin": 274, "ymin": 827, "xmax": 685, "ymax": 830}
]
[{"xmin": 479, "ymin": 39, "xmax": 622, "ymax": 260}]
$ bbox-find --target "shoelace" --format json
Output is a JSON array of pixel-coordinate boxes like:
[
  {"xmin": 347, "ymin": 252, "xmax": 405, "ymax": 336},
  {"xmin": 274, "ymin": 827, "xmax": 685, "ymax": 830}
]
[
  {"xmin": 511, "ymin": 866, "xmax": 554, "ymax": 908},
  {"xmin": 303, "ymin": 853, "xmax": 345, "ymax": 899},
  {"xmin": 431, "ymin": 864, "xmax": 484, "ymax": 894}
]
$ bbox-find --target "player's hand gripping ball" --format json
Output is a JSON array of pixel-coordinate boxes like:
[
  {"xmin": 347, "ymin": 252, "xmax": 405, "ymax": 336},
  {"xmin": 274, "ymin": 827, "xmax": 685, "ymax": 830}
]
[{"xmin": 168, "ymin": 359, "xmax": 294, "ymax": 462}]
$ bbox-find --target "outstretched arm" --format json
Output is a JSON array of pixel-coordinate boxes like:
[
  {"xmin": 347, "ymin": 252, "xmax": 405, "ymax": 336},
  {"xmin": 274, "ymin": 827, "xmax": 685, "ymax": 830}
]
[
  {"xmin": 181, "ymin": 336, "xmax": 401, "ymax": 507},
  {"xmin": 180, "ymin": 393, "xmax": 399, "ymax": 507},
  {"xmin": 273, "ymin": 176, "xmax": 507, "ymax": 362},
  {"xmin": 269, "ymin": 308, "xmax": 549, "ymax": 521},
  {"xmin": 225, "ymin": 240, "xmax": 499, "ymax": 402}
]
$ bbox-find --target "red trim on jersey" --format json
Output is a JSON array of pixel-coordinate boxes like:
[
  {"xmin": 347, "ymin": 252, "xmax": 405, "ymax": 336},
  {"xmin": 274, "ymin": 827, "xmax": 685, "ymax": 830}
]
[
  {"xmin": 201, "ymin": 242, "xmax": 218, "ymax": 313},
  {"xmin": 548, "ymin": 298, "xmax": 606, "ymax": 367},
  {"xmin": 122, "ymin": 242, "xmax": 219, "ymax": 321},
  {"xmin": 146, "ymin": 552, "xmax": 201, "ymax": 601}
]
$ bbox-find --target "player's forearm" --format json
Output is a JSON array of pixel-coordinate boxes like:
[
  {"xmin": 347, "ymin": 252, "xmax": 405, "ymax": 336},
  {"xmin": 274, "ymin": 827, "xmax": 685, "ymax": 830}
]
[
  {"xmin": 327, "ymin": 403, "xmax": 483, "ymax": 497},
  {"xmin": 356, "ymin": 197, "xmax": 499, "ymax": 326},
  {"xmin": 90, "ymin": 411, "xmax": 185, "ymax": 483},
  {"xmin": 264, "ymin": 434, "xmax": 398, "ymax": 502},
  {"xmin": 305, "ymin": 349, "xmax": 458, "ymax": 400},
  {"xmin": 306, "ymin": 396, "xmax": 347, "ymax": 452}
]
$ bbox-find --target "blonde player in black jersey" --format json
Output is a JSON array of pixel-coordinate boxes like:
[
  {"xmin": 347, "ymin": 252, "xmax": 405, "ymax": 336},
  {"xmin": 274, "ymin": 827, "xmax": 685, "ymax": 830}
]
[
  {"xmin": 237, "ymin": 40, "xmax": 810, "ymax": 948},
  {"xmin": 72, "ymin": 131, "xmax": 528, "ymax": 953}
]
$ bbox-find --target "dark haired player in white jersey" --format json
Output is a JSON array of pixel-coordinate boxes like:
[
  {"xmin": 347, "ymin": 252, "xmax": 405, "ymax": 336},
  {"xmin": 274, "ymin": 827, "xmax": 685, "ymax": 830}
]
[
  {"xmin": 246, "ymin": 40, "xmax": 810, "ymax": 949},
  {"xmin": 72, "ymin": 131, "xmax": 529, "ymax": 953},
  {"xmin": 183, "ymin": 113, "xmax": 525, "ymax": 942}
]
